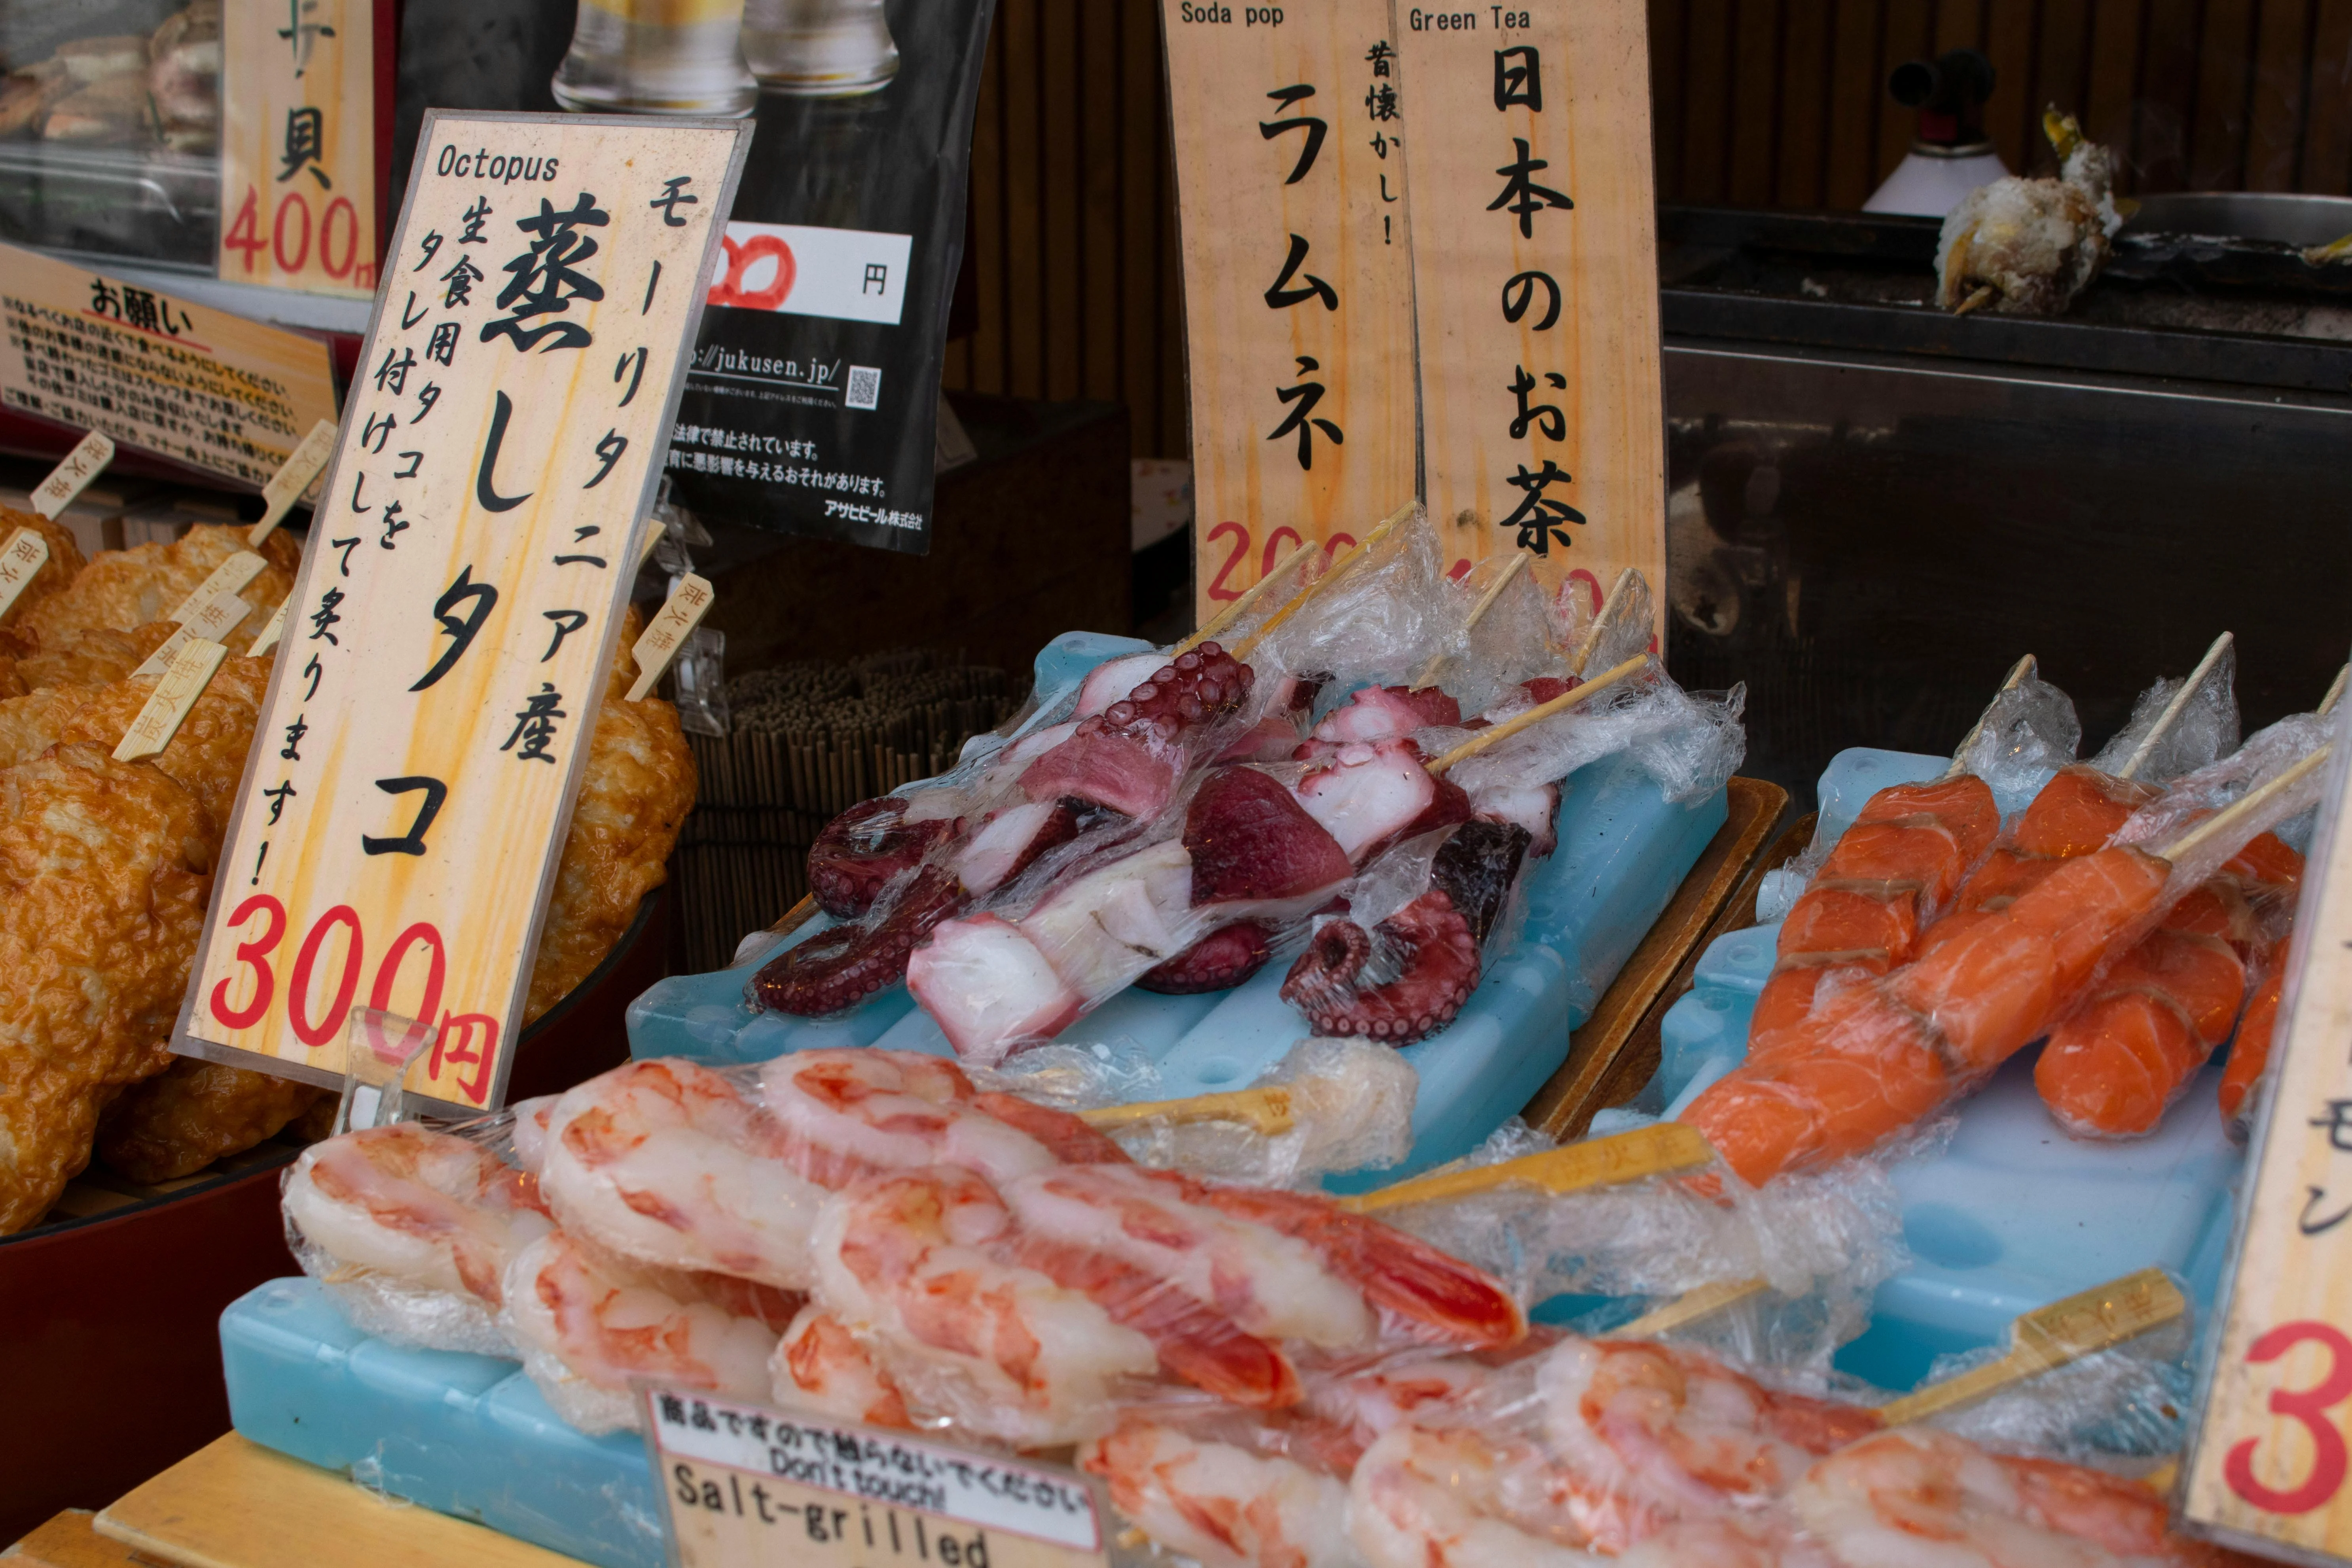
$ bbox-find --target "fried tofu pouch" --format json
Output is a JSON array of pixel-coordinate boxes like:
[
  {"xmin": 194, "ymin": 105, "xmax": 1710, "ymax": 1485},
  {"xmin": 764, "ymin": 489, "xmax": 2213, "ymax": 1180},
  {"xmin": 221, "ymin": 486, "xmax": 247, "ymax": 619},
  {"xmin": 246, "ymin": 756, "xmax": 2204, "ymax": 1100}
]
[
  {"xmin": 13, "ymin": 622, "xmax": 176, "ymax": 693},
  {"xmin": 0, "ymin": 744, "xmax": 213, "ymax": 1232},
  {"xmin": 20, "ymin": 523, "xmax": 298, "ymax": 648},
  {"xmin": 522, "ymin": 688, "xmax": 697, "ymax": 1021}
]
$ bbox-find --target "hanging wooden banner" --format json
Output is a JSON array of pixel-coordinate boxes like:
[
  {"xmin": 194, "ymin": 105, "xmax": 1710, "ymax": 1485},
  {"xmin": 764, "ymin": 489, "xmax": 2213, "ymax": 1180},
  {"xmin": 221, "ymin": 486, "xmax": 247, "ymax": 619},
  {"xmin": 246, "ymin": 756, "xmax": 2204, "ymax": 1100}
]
[
  {"xmin": 1166, "ymin": 0, "xmax": 1420, "ymax": 620},
  {"xmin": 172, "ymin": 109, "xmax": 752, "ymax": 1115},
  {"xmin": 2184, "ymin": 729, "xmax": 2352, "ymax": 1564},
  {"xmin": 1394, "ymin": 1, "xmax": 1666, "ymax": 625},
  {"xmin": 218, "ymin": 0, "xmax": 383, "ymax": 297},
  {"xmin": 0, "ymin": 242, "xmax": 339, "ymax": 490}
]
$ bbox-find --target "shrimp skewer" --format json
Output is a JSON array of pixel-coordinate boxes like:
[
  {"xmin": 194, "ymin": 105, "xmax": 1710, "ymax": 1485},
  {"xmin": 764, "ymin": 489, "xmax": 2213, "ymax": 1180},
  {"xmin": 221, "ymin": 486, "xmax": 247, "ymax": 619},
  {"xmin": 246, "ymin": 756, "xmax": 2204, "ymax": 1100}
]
[
  {"xmin": 1080, "ymin": 1415, "xmax": 1358, "ymax": 1568},
  {"xmin": 537, "ymin": 1058, "xmax": 829, "ymax": 1291},
  {"xmin": 504, "ymin": 1229, "xmax": 786, "ymax": 1436},
  {"xmin": 283, "ymin": 1120, "xmax": 553, "ymax": 1354},
  {"xmin": 1684, "ymin": 738, "xmax": 2330, "ymax": 1187},
  {"xmin": 1788, "ymin": 1426, "xmax": 2219, "ymax": 1567},
  {"xmin": 810, "ymin": 1164, "xmax": 1196, "ymax": 1445},
  {"xmin": 1535, "ymin": 1336, "xmax": 1880, "ymax": 1553}
]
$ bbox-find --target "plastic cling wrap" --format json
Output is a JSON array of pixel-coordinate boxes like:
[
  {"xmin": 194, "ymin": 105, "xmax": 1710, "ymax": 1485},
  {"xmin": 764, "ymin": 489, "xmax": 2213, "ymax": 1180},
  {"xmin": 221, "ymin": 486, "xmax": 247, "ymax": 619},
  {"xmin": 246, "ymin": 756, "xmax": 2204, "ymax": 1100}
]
[
  {"xmin": 2086, "ymin": 655, "xmax": 2241, "ymax": 786},
  {"xmin": 1369, "ymin": 1122, "xmax": 1910, "ymax": 1370},
  {"xmin": 984, "ymin": 1035, "xmax": 1420, "ymax": 1189},
  {"xmin": 1953, "ymin": 663, "xmax": 2082, "ymax": 818},
  {"xmin": 1433, "ymin": 659, "xmax": 1747, "ymax": 810},
  {"xmin": 281, "ymin": 1114, "xmax": 552, "ymax": 1358}
]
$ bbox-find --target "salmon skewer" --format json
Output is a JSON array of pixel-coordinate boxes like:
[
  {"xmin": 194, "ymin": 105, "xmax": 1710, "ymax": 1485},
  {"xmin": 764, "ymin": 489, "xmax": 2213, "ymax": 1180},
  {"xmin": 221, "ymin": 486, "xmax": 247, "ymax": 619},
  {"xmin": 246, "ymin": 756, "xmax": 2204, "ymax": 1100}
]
[
  {"xmin": 1747, "ymin": 660, "xmax": 2033, "ymax": 1041},
  {"xmin": 1915, "ymin": 633, "xmax": 2236, "ymax": 965},
  {"xmin": 2214, "ymin": 665, "xmax": 2344, "ymax": 1137},
  {"xmin": 2035, "ymin": 829, "xmax": 2300, "ymax": 1139},
  {"xmin": 1683, "ymin": 738, "xmax": 2332, "ymax": 1188}
]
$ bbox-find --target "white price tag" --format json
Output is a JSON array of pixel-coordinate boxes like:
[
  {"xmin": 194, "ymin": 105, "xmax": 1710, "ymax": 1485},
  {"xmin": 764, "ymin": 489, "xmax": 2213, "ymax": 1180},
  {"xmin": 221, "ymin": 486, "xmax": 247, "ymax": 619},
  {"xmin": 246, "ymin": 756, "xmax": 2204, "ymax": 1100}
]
[
  {"xmin": 646, "ymin": 1391, "xmax": 1109, "ymax": 1568},
  {"xmin": 32, "ymin": 431, "xmax": 114, "ymax": 521},
  {"xmin": 627, "ymin": 572, "xmax": 716, "ymax": 701},
  {"xmin": 0, "ymin": 526, "xmax": 51, "ymax": 622},
  {"xmin": 115, "ymin": 637, "xmax": 229, "ymax": 761},
  {"xmin": 134, "ymin": 592, "xmax": 252, "ymax": 678},
  {"xmin": 250, "ymin": 417, "xmax": 339, "ymax": 544}
]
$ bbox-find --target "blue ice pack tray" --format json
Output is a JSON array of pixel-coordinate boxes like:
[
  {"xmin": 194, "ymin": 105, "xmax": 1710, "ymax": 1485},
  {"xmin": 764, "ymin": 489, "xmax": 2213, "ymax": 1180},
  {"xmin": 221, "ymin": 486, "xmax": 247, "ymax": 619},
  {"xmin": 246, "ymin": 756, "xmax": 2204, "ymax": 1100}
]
[
  {"xmin": 222, "ymin": 1278, "xmax": 664, "ymax": 1568},
  {"xmin": 628, "ymin": 632, "xmax": 1727, "ymax": 1185},
  {"xmin": 1642, "ymin": 748, "xmax": 2247, "ymax": 1392}
]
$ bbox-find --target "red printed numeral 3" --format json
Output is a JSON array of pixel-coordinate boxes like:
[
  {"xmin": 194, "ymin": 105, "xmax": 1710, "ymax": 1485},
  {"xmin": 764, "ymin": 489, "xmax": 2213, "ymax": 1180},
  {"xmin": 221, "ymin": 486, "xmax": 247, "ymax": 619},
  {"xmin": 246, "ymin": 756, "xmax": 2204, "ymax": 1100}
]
[{"xmin": 2225, "ymin": 1320, "xmax": 2352, "ymax": 1514}]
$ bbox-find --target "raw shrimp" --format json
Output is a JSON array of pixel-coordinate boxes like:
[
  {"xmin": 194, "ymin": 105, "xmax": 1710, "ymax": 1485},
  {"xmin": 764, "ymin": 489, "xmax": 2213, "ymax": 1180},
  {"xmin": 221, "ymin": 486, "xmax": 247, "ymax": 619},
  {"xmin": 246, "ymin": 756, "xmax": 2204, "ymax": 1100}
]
[
  {"xmin": 758, "ymin": 1048, "xmax": 1061, "ymax": 1187},
  {"xmin": 811, "ymin": 1165, "xmax": 1173, "ymax": 1444},
  {"xmin": 504, "ymin": 1229, "xmax": 783, "ymax": 1436},
  {"xmin": 1536, "ymin": 1336, "xmax": 1880, "ymax": 1553},
  {"xmin": 1001, "ymin": 1162, "xmax": 1380, "ymax": 1351},
  {"xmin": 538, "ymin": 1059, "xmax": 826, "ymax": 1290},
  {"xmin": 1347, "ymin": 1424, "xmax": 1595, "ymax": 1568},
  {"xmin": 1617, "ymin": 1513, "xmax": 1836, "ymax": 1568},
  {"xmin": 1190, "ymin": 1183, "xmax": 1528, "ymax": 1351},
  {"xmin": 1790, "ymin": 1427, "xmax": 2214, "ymax": 1568},
  {"xmin": 771, "ymin": 1305, "xmax": 911, "ymax": 1429},
  {"xmin": 1307, "ymin": 1354, "xmax": 1500, "ymax": 1462},
  {"xmin": 283, "ymin": 1121, "xmax": 552, "ymax": 1351},
  {"xmin": 508, "ymin": 1095, "xmax": 559, "ymax": 1174},
  {"xmin": 1751, "ymin": 777, "xmax": 2000, "ymax": 1039},
  {"xmin": 1080, "ymin": 1415, "xmax": 1355, "ymax": 1568}
]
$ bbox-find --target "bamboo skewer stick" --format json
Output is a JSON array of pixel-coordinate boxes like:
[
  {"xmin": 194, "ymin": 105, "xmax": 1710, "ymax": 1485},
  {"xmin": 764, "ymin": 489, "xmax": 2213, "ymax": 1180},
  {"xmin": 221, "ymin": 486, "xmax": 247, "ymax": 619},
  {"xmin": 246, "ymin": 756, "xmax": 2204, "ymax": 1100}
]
[
  {"xmin": 1879, "ymin": 1268, "xmax": 2185, "ymax": 1424},
  {"xmin": 2322, "ymin": 664, "xmax": 2348, "ymax": 717},
  {"xmin": 2156, "ymin": 743, "xmax": 2333, "ymax": 867},
  {"xmin": 1424, "ymin": 654, "xmax": 1649, "ymax": 775},
  {"xmin": 1338, "ymin": 1122, "xmax": 1712, "ymax": 1214},
  {"xmin": 1231, "ymin": 501, "xmax": 1417, "ymax": 662},
  {"xmin": 1568, "ymin": 567, "xmax": 1641, "ymax": 678},
  {"xmin": 1938, "ymin": 654, "xmax": 2038, "ymax": 782},
  {"xmin": 2115, "ymin": 631, "xmax": 2234, "ymax": 782},
  {"xmin": 1413, "ymin": 554, "xmax": 1531, "ymax": 690},
  {"xmin": 1617, "ymin": 1277, "xmax": 1773, "ymax": 1339},
  {"xmin": 1180, "ymin": 538, "xmax": 1319, "ymax": 655},
  {"xmin": 1078, "ymin": 1087, "xmax": 1295, "ymax": 1138}
]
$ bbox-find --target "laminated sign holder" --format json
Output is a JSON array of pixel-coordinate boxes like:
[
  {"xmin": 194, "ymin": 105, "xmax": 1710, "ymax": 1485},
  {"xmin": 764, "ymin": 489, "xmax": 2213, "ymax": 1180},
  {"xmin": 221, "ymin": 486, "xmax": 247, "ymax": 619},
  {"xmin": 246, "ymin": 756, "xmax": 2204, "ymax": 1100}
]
[
  {"xmin": 2185, "ymin": 708, "xmax": 2352, "ymax": 1566},
  {"xmin": 172, "ymin": 109, "xmax": 752, "ymax": 1115}
]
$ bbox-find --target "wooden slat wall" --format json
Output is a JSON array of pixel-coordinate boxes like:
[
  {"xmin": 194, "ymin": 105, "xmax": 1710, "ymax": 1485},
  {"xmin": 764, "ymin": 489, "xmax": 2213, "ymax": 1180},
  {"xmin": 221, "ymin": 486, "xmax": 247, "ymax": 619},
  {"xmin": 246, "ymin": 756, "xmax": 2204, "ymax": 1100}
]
[
  {"xmin": 946, "ymin": 0, "xmax": 2352, "ymax": 461},
  {"xmin": 943, "ymin": 0, "xmax": 1188, "ymax": 460},
  {"xmin": 1650, "ymin": 0, "xmax": 2352, "ymax": 207}
]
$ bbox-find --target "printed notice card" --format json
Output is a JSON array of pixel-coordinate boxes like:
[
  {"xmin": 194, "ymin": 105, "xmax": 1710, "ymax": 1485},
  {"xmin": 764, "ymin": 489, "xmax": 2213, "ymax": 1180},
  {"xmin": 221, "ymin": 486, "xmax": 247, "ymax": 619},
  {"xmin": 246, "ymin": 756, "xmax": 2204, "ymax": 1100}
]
[{"xmin": 174, "ymin": 110, "xmax": 751, "ymax": 1113}]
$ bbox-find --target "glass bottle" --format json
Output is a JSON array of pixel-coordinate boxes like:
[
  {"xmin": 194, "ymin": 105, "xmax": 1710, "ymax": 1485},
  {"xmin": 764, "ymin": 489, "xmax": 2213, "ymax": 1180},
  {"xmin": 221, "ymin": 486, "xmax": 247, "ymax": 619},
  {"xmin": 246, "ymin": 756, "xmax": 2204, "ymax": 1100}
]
[{"xmin": 551, "ymin": 0, "xmax": 758, "ymax": 117}]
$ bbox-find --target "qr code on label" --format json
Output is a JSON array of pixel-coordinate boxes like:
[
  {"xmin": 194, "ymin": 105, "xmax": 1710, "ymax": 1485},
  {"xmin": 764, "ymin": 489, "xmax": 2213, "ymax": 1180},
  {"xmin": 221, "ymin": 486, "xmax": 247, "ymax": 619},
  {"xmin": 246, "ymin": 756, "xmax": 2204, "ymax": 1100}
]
[{"xmin": 845, "ymin": 365, "xmax": 881, "ymax": 410}]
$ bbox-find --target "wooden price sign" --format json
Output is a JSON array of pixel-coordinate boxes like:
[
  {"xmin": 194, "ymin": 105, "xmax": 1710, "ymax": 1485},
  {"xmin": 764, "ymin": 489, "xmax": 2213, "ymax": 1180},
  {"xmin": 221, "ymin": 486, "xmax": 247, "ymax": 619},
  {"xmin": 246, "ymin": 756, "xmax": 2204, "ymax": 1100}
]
[
  {"xmin": 647, "ymin": 1390, "xmax": 1111, "ymax": 1568},
  {"xmin": 172, "ymin": 110, "xmax": 751, "ymax": 1114},
  {"xmin": 0, "ymin": 242, "xmax": 339, "ymax": 491},
  {"xmin": 1164, "ymin": 0, "xmax": 1419, "ymax": 619},
  {"xmin": 2185, "ymin": 731, "xmax": 2352, "ymax": 1564},
  {"xmin": 218, "ymin": 0, "xmax": 382, "ymax": 296},
  {"xmin": 1394, "ymin": 0, "xmax": 1666, "ymax": 625}
]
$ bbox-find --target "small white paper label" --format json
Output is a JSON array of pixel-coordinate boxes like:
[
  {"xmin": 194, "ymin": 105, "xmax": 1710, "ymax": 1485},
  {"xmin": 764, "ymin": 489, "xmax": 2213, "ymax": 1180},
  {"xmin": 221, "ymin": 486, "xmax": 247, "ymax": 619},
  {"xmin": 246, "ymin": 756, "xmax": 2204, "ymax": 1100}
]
[{"xmin": 32, "ymin": 431, "xmax": 114, "ymax": 521}]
